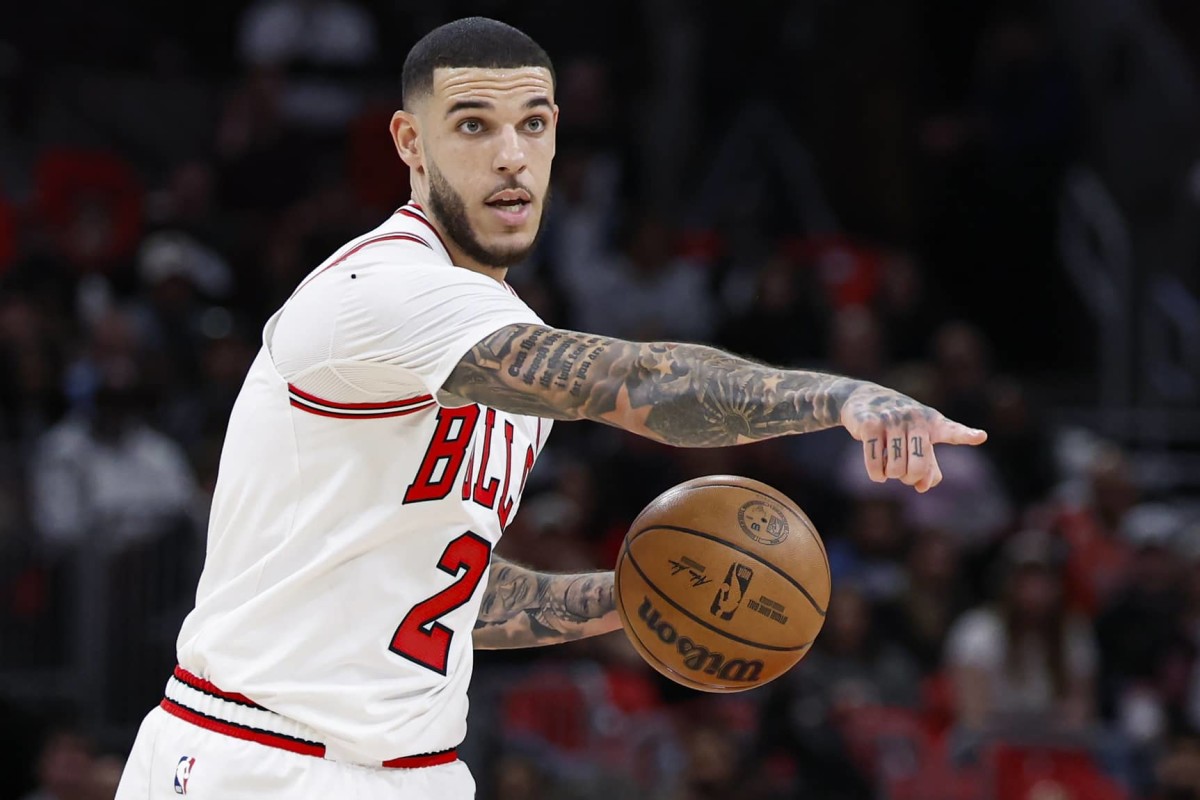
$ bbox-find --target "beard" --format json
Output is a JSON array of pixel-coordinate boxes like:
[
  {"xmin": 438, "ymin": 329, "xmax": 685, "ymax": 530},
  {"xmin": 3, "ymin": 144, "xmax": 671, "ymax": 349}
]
[{"xmin": 427, "ymin": 160, "xmax": 548, "ymax": 269}]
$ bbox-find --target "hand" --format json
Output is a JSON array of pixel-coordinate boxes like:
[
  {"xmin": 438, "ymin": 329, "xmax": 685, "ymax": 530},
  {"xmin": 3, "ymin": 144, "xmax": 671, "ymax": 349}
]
[{"xmin": 839, "ymin": 384, "xmax": 987, "ymax": 493}]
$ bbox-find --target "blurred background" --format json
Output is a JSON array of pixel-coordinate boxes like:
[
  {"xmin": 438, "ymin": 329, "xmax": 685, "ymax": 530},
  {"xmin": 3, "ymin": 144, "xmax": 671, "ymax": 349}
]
[{"xmin": 1, "ymin": 0, "xmax": 1200, "ymax": 798}]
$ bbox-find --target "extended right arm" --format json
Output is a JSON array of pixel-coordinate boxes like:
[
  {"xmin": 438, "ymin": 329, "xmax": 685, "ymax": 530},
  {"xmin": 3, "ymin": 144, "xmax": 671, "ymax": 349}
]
[
  {"xmin": 442, "ymin": 324, "xmax": 863, "ymax": 446},
  {"xmin": 442, "ymin": 324, "xmax": 986, "ymax": 492}
]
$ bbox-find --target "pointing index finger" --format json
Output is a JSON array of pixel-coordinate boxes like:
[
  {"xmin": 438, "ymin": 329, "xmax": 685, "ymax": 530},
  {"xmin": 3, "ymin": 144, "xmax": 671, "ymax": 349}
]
[{"xmin": 934, "ymin": 418, "xmax": 988, "ymax": 446}]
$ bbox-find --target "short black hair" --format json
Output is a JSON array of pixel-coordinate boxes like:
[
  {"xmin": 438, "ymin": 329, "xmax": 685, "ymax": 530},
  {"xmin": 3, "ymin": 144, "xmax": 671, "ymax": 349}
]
[{"xmin": 402, "ymin": 17, "xmax": 555, "ymax": 109}]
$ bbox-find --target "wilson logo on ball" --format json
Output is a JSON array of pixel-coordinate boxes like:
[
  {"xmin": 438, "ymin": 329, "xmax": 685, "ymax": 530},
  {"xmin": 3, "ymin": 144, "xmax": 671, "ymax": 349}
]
[
  {"xmin": 710, "ymin": 563, "xmax": 753, "ymax": 620},
  {"xmin": 637, "ymin": 597, "xmax": 764, "ymax": 683},
  {"xmin": 737, "ymin": 500, "xmax": 790, "ymax": 545}
]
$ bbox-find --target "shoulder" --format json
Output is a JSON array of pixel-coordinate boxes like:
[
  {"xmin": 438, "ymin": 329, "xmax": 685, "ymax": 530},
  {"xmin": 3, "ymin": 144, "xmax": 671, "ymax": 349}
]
[
  {"xmin": 342, "ymin": 262, "xmax": 535, "ymax": 321},
  {"xmin": 34, "ymin": 417, "xmax": 91, "ymax": 459}
]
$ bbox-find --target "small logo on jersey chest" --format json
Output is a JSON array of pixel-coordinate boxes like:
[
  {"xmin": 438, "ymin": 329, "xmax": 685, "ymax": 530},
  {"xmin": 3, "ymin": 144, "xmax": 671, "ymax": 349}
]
[{"xmin": 174, "ymin": 756, "xmax": 195, "ymax": 794}]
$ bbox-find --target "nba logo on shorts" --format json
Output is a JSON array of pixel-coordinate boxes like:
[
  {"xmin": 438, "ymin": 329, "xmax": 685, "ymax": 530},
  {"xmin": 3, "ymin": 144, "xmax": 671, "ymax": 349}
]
[{"xmin": 174, "ymin": 756, "xmax": 195, "ymax": 794}]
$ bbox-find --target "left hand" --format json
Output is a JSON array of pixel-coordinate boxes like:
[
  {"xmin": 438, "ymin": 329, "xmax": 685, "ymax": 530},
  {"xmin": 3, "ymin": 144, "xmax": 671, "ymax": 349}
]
[{"xmin": 839, "ymin": 383, "xmax": 988, "ymax": 493}]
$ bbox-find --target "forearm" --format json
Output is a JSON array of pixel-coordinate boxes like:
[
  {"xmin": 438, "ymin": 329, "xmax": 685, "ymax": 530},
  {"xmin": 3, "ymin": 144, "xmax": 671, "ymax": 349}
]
[
  {"xmin": 473, "ymin": 556, "xmax": 621, "ymax": 649},
  {"xmin": 444, "ymin": 325, "xmax": 867, "ymax": 447}
]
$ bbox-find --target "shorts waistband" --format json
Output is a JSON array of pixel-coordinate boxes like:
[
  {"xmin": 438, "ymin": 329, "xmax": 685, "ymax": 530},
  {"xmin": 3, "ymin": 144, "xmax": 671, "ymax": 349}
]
[{"xmin": 162, "ymin": 666, "xmax": 457, "ymax": 769}]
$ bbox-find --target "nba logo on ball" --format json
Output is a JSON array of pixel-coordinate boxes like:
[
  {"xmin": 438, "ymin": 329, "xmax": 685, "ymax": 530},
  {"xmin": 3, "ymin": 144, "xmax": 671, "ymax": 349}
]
[
  {"xmin": 711, "ymin": 563, "xmax": 753, "ymax": 620},
  {"xmin": 174, "ymin": 756, "xmax": 194, "ymax": 794}
]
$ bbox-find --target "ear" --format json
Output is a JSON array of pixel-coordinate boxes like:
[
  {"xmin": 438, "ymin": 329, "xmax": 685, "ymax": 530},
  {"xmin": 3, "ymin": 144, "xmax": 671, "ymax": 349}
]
[{"xmin": 391, "ymin": 110, "xmax": 423, "ymax": 174}]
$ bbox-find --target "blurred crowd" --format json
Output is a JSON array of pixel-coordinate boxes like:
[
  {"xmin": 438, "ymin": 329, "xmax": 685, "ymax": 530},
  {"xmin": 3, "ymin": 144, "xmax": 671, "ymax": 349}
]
[{"xmin": 2, "ymin": 1, "xmax": 1199, "ymax": 799}]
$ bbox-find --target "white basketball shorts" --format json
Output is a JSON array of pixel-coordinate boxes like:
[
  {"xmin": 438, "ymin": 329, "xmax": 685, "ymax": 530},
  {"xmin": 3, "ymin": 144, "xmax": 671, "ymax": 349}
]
[{"xmin": 114, "ymin": 667, "xmax": 475, "ymax": 799}]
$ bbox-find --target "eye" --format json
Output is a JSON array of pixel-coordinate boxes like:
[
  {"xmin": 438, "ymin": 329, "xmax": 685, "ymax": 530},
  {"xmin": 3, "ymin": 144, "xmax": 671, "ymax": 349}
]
[
  {"xmin": 524, "ymin": 117, "xmax": 547, "ymax": 133},
  {"xmin": 458, "ymin": 119, "xmax": 484, "ymax": 135}
]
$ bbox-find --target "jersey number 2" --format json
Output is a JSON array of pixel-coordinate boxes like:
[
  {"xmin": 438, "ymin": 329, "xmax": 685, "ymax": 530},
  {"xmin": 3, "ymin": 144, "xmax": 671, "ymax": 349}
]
[{"xmin": 389, "ymin": 532, "xmax": 492, "ymax": 675}]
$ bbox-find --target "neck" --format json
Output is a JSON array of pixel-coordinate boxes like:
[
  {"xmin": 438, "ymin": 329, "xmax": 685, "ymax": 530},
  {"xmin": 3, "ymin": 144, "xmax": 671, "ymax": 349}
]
[
  {"xmin": 408, "ymin": 190, "xmax": 508, "ymax": 284},
  {"xmin": 445, "ymin": 241, "xmax": 509, "ymax": 285}
]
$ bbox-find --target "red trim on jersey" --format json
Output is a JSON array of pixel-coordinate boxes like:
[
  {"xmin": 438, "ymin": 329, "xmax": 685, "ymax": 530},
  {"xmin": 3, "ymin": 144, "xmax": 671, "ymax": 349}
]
[
  {"xmin": 397, "ymin": 204, "xmax": 450, "ymax": 254},
  {"xmin": 382, "ymin": 749, "xmax": 460, "ymax": 769},
  {"xmin": 287, "ymin": 385, "xmax": 436, "ymax": 419},
  {"xmin": 291, "ymin": 233, "xmax": 433, "ymax": 297},
  {"xmin": 289, "ymin": 399, "xmax": 435, "ymax": 420},
  {"xmin": 161, "ymin": 698, "xmax": 326, "ymax": 758},
  {"xmin": 173, "ymin": 666, "xmax": 263, "ymax": 709},
  {"xmin": 288, "ymin": 384, "xmax": 434, "ymax": 411}
]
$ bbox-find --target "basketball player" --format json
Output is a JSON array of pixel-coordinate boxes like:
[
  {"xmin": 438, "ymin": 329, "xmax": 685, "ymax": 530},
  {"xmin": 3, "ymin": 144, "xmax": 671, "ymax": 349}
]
[{"xmin": 115, "ymin": 16, "xmax": 988, "ymax": 800}]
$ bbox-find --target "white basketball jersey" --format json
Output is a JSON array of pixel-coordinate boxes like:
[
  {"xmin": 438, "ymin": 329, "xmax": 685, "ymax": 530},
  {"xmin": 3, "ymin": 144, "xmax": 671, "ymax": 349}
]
[{"xmin": 175, "ymin": 202, "xmax": 552, "ymax": 763}]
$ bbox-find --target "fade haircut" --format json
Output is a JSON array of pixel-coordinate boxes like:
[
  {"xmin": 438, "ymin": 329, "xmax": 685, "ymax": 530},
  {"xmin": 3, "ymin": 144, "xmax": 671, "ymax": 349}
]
[{"xmin": 401, "ymin": 17, "xmax": 555, "ymax": 109}]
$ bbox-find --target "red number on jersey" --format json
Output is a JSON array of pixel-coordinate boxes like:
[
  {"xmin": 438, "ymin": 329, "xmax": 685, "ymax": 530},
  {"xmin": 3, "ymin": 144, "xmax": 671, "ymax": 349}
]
[{"xmin": 389, "ymin": 532, "xmax": 492, "ymax": 675}]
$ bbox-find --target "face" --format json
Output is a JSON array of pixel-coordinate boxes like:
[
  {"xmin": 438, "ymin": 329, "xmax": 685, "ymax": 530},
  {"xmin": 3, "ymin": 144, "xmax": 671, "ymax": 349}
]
[
  {"xmin": 394, "ymin": 66, "xmax": 557, "ymax": 270},
  {"xmin": 564, "ymin": 576, "xmax": 611, "ymax": 619},
  {"xmin": 1010, "ymin": 565, "xmax": 1060, "ymax": 620},
  {"xmin": 910, "ymin": 530, "xmax": 957, "ymax": 583}
]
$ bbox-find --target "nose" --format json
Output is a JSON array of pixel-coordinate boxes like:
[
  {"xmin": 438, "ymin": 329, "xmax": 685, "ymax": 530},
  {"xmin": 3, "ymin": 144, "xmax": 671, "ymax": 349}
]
[{"xmin": 492, "ymin": 125, "xmax": 527, "ymax": 175}]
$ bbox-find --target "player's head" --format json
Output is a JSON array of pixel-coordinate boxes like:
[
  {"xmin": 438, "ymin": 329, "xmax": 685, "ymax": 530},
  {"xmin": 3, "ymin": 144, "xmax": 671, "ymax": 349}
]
[{"xmin": 392, "ymin": 18, "xmax": 557, "ymax": 271}]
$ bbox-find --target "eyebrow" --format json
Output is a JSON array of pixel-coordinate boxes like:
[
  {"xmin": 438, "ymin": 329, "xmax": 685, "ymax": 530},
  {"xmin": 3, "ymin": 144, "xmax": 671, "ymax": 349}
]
[
  {"xmin": 444, "ymin": 96, "xmax": 553, "ymax": 118},
  {"xmin": 446, "ymin": 99, "xmax": 492, "ymax": 117}
]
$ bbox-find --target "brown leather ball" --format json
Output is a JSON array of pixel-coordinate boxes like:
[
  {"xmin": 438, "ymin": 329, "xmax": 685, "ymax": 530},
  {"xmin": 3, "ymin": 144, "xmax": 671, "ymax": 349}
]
[{"xmin": 615, "ymin": 475, "xmax": 831, "ymax": 693}]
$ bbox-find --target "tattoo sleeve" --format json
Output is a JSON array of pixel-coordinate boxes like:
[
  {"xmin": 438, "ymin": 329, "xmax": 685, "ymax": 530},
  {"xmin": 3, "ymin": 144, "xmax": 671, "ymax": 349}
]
[
  {"xmin": 441, "ymin": 324, "xmax": 865, "ymax": 447},
  {"xmin": 473, "ymin": 556, "xmax": 619, "ymax": 649}
]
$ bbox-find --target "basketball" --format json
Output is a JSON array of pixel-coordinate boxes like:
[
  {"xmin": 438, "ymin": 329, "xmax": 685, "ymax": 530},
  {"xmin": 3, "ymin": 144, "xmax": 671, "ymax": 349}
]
[{"xmin": 614, "ymin": 475, "xmax": 831, "ymax": 693}]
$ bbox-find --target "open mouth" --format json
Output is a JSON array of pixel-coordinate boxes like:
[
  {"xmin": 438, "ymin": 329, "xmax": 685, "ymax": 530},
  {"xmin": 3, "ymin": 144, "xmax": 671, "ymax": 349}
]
[
  {"xmin": 486, "ymin": 199, "xmax": 529, "ymax": 212},
  {"xmin": 485, "ymin": 189, "xmax": 532, "ymax": 214}
]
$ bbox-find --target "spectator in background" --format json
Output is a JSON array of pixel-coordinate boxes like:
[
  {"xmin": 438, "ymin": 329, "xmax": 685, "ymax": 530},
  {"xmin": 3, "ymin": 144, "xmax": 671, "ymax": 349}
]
[
  {"xmin": 872, "ymin": 250, "xmax": 944, "ymax": 364},
  {"xmin": 565, "ymin": 216, "xmax": 716, "ymax": 342},
  {"xmin": 825, "ymin": 304, "xmax": 886, "ymax": 385},
  {"xmin": 18, "ymin": 722, "xmax": 99, "ymax": 800},
  {"xmin": 826, "ymin": 497, "xmax": 912, "ymax": 604},
  {"xmin": 131, "ymin": 230, "xmax": 238, "ymax": 448},
  {"xmin": 715, "ymin": 252, "xmax": 829, "ymax": 368},
  {"xmin": 527, "ymin": 142, "xmax": 620, "ymax": 321},
  {"xmin": 30, "ymin": 148, "xmax": 144, "ymax": 286},
  {"xmin": 186, "ymin": 329, "xmax": 258, "ymax": 493},
  {"xmin": 1051, "ymin": 443, "xmax": 1140, "ymax": 617},
  {"xmin": 534, "ymin": 55, "xmax": 625, "ymax": 281},
  {"xmin": 877, "ymin": 527, "xmax": 973, "ymax": 674},
  {"xmin": 980, "ymin": 376, "xmax": 1058, "ymax": 508},
  {"xmin": 1095, "ymin": 505, "xmax": 1192, "ymax": 795},
  {"xmin": 944, "ymin": 529, "xmax": 1097, "ymax": 744},
  {"xmin": 491, "ymin": 753, "xmax": 561, "ymax": 800},
  {"xmin": 748, "ymin": 583, "xmax": 909, "ymax": 800},
  {"xmin": 1095, "ymin": 506, "xmax": 1188, "ymax": 738},
  {"xmin": 143, "ymin": 161, "xmax": 232, "ymax": 257},
  {"xmin": 1152, "ymin": 732, "xmax": 1200, "ymax": 800},
  {"xmin": 800, "ymin": 583, "xmax": 923, "ymax": 711},
  {"xmin": 931, "ymin": 319, "xmax": 993, "ymax": 427},
  {"xmin": 0, "ymin": 291, "xmax": 66, "ymax": 444},
  {"xmin": 29, "ymin": 354, "xmax": 198, "ymax": 552},
  {"xmin": 669, "ymin": 720, "xmax": 746, "ymax": 800},
  {"xmin": 235, "ymin": 0, "xmax": 379, "ymax": 131},
  {"xmin": 214, "ymin": 68, "xmax": 317, "ymax": 219},
  {"xmin": 134, "ymin": 231, "xmax": 232, "ymax": 368}
]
